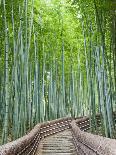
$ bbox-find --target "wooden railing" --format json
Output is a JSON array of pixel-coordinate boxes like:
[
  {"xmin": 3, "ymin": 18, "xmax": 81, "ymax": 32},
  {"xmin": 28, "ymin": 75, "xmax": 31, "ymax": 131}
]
[
  {"xmin": 71, "ymin": 120, "xmax": 116, "ymax": 155},
  {"xmin": 0, "ymin": 117, "xmax": 72, "ymax": 155}
]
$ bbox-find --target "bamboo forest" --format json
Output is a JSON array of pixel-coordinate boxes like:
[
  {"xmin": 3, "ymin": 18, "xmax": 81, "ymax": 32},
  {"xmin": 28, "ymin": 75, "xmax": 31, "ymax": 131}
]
[{"xmin": 0, "ymin": 0, "xmax": 116, "ymax": 145}]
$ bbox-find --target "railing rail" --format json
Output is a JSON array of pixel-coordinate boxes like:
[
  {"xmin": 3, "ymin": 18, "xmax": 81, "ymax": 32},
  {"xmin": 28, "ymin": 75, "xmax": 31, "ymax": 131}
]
[
  {"xmin": 0, "ymin": 124, "xmax": 41, "ymax": 155},
  {"xmin": 0, "ymin": 117, "xmax": 72, "ymax": 155},
  {"xmin": 71, "ymin": 120, "xmax": 116, "ymax": 155}
]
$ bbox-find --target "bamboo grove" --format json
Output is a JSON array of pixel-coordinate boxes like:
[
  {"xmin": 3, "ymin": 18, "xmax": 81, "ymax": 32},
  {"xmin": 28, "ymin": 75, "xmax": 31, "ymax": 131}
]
[{"xmin": 0, "ymin": 0, "xmax": 115, "ymax": 144}]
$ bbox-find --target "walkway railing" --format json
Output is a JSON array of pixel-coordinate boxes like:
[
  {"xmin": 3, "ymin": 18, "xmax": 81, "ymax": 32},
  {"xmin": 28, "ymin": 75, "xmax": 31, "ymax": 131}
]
[{"xmin": 71, "ymin": 119, "xmax": 116, "ymax": 155}]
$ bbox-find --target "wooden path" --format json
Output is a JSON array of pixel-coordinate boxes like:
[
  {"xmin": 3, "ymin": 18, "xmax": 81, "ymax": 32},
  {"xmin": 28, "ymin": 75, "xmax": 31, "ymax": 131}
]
[
  {"xmin": 37, "ymin": 130, "xmax": 76, "ymax": 155},
  {"xmin": 0, "ymin": 112, "xmax": 116, "ymax": 155}
]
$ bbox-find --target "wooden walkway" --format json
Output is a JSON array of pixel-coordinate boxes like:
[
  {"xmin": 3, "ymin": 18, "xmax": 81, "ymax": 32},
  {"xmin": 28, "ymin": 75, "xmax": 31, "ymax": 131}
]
[
  {"xmin": 0, "ymin": 113, "xmax": 116, "ymax": 155},
  {"xmin": 37, "ymin": 130, "xmax": 76, "ymax": 155}
]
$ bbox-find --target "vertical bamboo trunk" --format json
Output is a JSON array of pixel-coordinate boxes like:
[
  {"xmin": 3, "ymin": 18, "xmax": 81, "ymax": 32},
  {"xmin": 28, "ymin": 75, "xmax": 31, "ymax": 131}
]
[{"xmin": 2, "ymin": 0, "xmax": 9, "ymax": 144}]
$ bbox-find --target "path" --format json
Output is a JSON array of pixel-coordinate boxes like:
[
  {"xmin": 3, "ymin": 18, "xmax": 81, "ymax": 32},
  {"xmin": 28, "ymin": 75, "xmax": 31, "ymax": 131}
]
[{"xmin": 37, "ymin": 130, "xmax": 77, "ymax": 155}]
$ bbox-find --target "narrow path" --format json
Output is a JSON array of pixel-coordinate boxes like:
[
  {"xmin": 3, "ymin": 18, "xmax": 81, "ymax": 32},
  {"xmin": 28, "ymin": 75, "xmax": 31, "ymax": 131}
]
[{"xmin": 36, "ymin": 130, "xmax": 77, "ymax": 155}]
